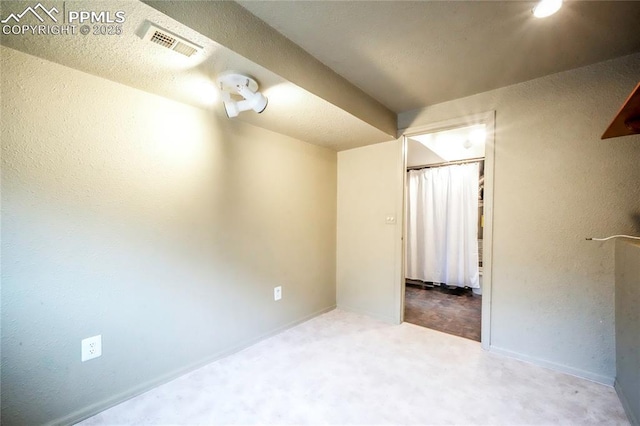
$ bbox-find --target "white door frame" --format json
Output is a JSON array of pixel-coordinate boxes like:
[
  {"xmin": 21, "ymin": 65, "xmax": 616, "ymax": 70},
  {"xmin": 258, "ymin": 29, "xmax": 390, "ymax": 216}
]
[{"xmin": 397, "ymin": 111, "xmax": 496, "ymax": 350}]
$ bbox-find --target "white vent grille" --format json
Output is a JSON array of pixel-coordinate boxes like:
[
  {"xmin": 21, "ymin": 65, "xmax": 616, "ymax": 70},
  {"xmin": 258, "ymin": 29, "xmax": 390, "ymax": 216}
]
[
  {"xmin": 172, "ymin": 41, "xmax": 198, "ymax": 57},
  {"xmin": 142, "ymin": 22, "xmax": 202, "ymax": 58},
  {"xmin": 149, "ymin": 30, "xmax": 175, "ymax": 49}
]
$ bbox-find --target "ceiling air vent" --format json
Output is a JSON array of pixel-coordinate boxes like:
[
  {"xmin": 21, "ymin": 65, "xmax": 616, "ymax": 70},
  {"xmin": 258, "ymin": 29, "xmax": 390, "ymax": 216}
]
[{"xmin": 141, "ymin": 22, "xmax": 202, "ymax": 58}]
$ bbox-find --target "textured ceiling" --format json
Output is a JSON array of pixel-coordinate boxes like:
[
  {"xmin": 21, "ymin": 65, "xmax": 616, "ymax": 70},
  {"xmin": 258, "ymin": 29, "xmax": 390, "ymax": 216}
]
[
  {"xmin": 238, "ymin": 1, "xmax": 640, "ymax": 113},
  {"xmin": 3, "ymin": 1, "xmax": 640, "ymax": 151},
  {"xmin": 0, "ymin": 1, "xmax": 392, "ymax": 151}
]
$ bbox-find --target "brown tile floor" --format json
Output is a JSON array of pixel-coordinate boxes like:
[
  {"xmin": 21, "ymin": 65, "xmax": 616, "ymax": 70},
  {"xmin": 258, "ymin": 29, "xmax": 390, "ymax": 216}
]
[{"xmin": 404, "ymin": 282, "xmax": 481, "ymax": 342}]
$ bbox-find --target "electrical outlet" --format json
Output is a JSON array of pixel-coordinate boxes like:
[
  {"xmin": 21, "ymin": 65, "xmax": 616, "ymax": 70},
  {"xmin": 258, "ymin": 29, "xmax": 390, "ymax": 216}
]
[
  {"xmin": 274, "ymin": 286, "xmax": 282, "ymax": 301},
  {"xmin": 81, "ymin": 335, "xmax": 102, "ymax": 362}
]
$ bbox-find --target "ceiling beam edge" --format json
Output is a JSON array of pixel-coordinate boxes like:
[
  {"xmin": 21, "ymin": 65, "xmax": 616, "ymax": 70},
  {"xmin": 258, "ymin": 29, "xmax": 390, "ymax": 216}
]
[{"xmin": 142, "ymin": 0, "xmax": 397, "ymax": 137}]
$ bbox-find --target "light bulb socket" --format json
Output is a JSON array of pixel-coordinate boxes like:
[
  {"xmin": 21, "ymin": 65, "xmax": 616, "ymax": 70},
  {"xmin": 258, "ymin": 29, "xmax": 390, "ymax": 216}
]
[
  {"xmin": 253, "ymin": 94, "xmax": 268, "ymax": 114},
  {"xmin": 223, "ymin": 101, "xmax": 240, "ymax": 118}
]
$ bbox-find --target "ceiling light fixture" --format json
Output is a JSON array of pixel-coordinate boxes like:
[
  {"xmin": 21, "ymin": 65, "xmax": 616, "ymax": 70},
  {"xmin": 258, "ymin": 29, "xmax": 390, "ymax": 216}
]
[
  {"xmin": 216, "ymin": 72, "xmax": 268, "ymax": 118},
  {"xmin": 469, "ymin": 128, "xmax": 487, "ymax": 145},
  {"xmin": 532, "ymin": 0, "xmax": 563, "ymax": 18}
]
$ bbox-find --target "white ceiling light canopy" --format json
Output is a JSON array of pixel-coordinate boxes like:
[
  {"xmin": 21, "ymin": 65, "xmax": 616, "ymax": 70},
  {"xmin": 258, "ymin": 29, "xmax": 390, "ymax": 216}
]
[
  {"xmin": 532, "ymin": 0, "xmax": 563, "ymax": 18},
  {"xmin": 217, "ymin": 72, "xmax": 268, "ymax": 118}
]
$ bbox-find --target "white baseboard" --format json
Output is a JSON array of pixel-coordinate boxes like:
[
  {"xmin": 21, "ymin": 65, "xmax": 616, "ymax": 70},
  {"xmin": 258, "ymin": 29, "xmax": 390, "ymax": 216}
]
[
  {"xmin": 336, "ymin": 303, "xmax": 399, "ymax": 325},
  {"xmin": 50, "ymin": 305, "xmax": 336, "ymax": 426},
  {"xmin": 489, "ymin": 345, "xmax": 614, "ymax": 386}
]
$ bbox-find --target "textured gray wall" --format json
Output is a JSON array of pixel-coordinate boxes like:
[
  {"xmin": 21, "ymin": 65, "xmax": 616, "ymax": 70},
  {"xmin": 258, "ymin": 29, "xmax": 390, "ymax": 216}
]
[
  {"xmin": 337, "ymin": 141, "xmax": 404, "ymax": 323},
  {"xmin": 398, "ymin": 53, "xmax": 640, "ymax": 383},
  {"xmin": 615, "ymin": 240, "xmax": 640, "ymax": 425},
  {"xmin": 1, "ymin": 47, "xmax": 337, "ymax": 425}
]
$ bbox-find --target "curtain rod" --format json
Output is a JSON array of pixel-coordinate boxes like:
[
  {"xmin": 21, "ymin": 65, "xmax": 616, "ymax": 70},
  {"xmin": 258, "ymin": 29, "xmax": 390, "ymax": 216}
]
[{"xmin": 407, "ymin": 157, "xmax": 484, "ymax": 171}]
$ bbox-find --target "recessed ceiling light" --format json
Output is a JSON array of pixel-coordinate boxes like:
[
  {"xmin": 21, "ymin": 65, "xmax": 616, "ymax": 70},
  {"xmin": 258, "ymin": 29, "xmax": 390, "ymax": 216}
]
[
  {"xmin": 532, "ymin": 0, "xmax": 563, "ymax": 18},
  {"xmin": 469, "ymin": 128, "xmax": 486, "ymax": 145}
]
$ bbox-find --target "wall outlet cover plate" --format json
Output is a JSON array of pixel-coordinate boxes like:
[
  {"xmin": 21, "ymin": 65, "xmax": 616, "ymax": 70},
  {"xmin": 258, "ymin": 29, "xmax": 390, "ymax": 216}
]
[{"xmin": 81, "ymin": 335, "xmax": 102, "ymax": 362}]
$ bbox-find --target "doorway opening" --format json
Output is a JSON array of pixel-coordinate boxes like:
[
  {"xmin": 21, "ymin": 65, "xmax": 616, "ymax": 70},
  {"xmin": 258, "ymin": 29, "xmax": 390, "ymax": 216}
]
[{"xmin": 400, "ymin": 112, "xmax": 494, "ymax": 347}]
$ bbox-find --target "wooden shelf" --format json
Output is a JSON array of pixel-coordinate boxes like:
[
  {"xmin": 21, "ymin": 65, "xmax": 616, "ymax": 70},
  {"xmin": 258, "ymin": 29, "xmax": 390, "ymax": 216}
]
[{"xmin": 601, "ymin": 82, "xmax": 640, "ymax": 140}]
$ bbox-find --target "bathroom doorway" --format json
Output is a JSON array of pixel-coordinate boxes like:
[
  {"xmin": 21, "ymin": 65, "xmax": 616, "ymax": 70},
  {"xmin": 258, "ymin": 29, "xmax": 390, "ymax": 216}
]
[{"xmin": 401, "ymin": 112, "xmax": 494, "ymax": 346}]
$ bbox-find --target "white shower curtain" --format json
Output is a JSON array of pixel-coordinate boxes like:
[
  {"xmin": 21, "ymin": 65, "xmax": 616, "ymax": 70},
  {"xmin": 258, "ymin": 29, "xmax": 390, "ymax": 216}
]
[{"xmin": 406, "ymin": 162, "xmax": 480, "ymax": 288}]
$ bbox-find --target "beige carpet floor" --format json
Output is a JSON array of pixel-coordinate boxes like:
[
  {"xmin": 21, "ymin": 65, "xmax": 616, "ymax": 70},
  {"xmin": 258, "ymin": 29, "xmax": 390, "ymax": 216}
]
[{"xmin": 79, "ymin": 309, "xmax": 628, "ymax": 425}]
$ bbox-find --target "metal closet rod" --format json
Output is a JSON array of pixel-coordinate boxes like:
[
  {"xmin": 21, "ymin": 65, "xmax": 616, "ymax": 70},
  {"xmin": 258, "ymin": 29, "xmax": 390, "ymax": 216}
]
[{"xmin": 407, "ymin": 157, "xmax": 485, "ymax": 171}]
